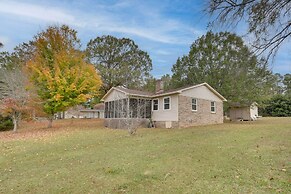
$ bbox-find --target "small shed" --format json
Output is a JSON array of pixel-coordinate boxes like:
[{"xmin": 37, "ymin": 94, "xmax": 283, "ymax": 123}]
[{"xmin": 229, "ymin": 102, "xmax": 258, "ymax": 121}]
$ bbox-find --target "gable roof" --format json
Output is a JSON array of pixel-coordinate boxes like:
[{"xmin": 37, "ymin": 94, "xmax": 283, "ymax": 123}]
[
  {"xmin": 101, "ymin": 86, "xmax": 153, "ymax": 101},
  {"xmin": 115, "ymin": 86, "xmax": 154, "ymax": 96},
  {"xmin": 101, "ymin": 83, "xmax": 227, "ymax": 101},
  {"xmin": 151, "ymin": 83, "xmax": 227, "ymax": 101}
]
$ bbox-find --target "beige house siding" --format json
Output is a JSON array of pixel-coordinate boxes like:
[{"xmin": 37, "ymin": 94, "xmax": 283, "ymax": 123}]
[
  {"xmin": 178, "ymin": 95, "xmax": 223, "ymax": 128},
  {"xmin": 181, "ymin": 85, "xmax": 222, "ymax": 102},
  {"xmin": 151, "ymin": 94, "xmax": 179, "ymax": 122}
]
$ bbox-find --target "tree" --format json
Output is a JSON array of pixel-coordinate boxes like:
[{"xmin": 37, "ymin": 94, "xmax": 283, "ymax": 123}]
[
  {"xmin": 86, "ymin": 35, "xmax": 152, "ymax": 96},
  {"xmin": 27, "ymin": 25, "xmax": 102, "ymax": 127},
  {"xmin": 261, "ymin": 94, "xmax": 291, "ymax": 116},
  {"xmin": 206, "ymin": 0, "xmax": 291, "ymax": 60},
  {"xmin": 142, "ymin": 74, "xmax": 172, "ymax": 93},
  {"xmin": 271, "ymin": 73, "xmax": 285, "ymax": 94},
  {"xmin": 171, "ymin": 31, "xmax": 273, "ymax": 105},
  {"xmin": 283, "ymin": 73, "xmax": 291, "ymax": 95},
  {"xmin": 0, "ymin": 66, "xmax": 31, "ymax": 132},
  {"xmin": 0, "ymin": 42, "xmax": 3, "ymax": 48}
]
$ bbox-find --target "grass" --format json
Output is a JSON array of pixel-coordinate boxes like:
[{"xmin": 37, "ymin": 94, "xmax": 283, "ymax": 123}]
[{"xmin": 0, "ymin": 117, "xmax": 290, "ymax": 193}]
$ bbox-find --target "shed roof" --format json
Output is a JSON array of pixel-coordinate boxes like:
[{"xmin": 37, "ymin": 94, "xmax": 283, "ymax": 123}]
[{"xmin": 229, "ymin": 102, "xmax": 257, "ymax": 108}]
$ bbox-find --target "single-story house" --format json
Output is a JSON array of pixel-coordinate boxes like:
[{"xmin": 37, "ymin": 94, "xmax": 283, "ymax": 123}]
[
  {"xmin": 55, "ymin": 103, "xmax": 105, "ymax": 119},
  {"xmin": 101, "ymin": 82, "xmax": 227, "ymax": 129},
  {"xmin": 229, "ymin": 102, "xmax": 258, "ymax": 121}
]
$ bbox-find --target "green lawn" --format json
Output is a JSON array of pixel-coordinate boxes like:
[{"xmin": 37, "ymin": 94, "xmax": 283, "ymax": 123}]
[{"xmin": 0, "ymin": 117, "xmax": 290, "ymax": 193}]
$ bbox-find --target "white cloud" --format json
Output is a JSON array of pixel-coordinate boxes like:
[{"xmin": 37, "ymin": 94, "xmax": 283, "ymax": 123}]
[
  {"xmin": 0, "ymin": 0, "xmax": 199, "ymax": 45},
  {"xmin": 155, "ymin": 50, "xmax": 172, "ymax": 55},
  {"xmin": 0, "ymin": 1, "xmax": 79, "ymax": 25}
]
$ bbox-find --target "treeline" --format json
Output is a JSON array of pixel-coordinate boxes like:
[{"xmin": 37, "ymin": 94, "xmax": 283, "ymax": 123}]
[
  {"xmin": 1, "ymin": 26, "xmax": 290, "ymax": 131},
  {"xmin": 145, "ymin": 32, "xmax": 291, "ymax": 116},
  {"xmin": 0, "ymin": 25, "xmax": 153, "ymax": 131},
  {"xmin": 259, "ymin": 73, "xmax": 291, "ymax": 117}
]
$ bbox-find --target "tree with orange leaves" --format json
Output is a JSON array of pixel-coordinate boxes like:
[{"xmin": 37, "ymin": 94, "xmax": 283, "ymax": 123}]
[{"xmin": 27, "ymin": 25, "xmax": 102, "ymax": 128}]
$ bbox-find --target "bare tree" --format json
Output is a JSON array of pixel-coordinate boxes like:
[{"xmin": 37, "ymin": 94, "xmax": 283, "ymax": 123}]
[
  {"xmin": 0, "ymin": 67, "xmax": 31, "ymax": 132},
  {"xmin": 206, "ymin": 0, "xmax": 291, "ymax": 61}
]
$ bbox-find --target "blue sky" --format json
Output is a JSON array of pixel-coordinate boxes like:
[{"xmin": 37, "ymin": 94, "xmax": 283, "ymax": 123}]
[{"xmin": 0, "ymin": 0, "xmax": 290, "ymax": 77}]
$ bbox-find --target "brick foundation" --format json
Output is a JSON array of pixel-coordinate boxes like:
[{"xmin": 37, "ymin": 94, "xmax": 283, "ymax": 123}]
[
  {"xmin": 153, "ymin": 121, "xmax": 179, "ymax": 128},
  {"xmin": 104, "ymin": 118, "xmax": 150, "ymax": 129}
]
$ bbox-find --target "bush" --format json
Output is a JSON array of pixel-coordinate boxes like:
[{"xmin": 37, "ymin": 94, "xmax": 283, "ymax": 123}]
[
  {"xmin": 260, "ymin": 95, "xmax": 291, "ymax": 117},
  {"xmin": 0, "ymin": 115, "xmax": 13, "ymax": 131}
]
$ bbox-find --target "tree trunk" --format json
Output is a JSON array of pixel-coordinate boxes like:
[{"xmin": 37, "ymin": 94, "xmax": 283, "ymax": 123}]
[
  {"xmin": 12, "ymin": 116, "xmax": 18, "ymax": 132},
  {"xmin": 48, "ymin": 116, "xmax": 53, "ymax": 128},
  {"xmin": 17, "ymin": 112, "xmax": 21, "ymax": 128}
]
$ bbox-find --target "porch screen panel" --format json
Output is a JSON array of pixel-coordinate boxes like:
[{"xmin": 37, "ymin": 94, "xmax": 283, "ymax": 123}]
[
  {"xmin": 105, "ymin": 102, "xmax": 109, "ymax": 118},
  {"xmin": 122, "ymin": 99, "xmax": 127, "ymax": 118},
  {"xmin": 146, "ymin": 100, "xmax": 152, "ymax": 118}
]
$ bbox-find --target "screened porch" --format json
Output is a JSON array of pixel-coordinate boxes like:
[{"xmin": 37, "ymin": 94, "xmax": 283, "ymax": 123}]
[{"xmin": 104, "ymin": 98, "xmax": 152, "ymax": 119}]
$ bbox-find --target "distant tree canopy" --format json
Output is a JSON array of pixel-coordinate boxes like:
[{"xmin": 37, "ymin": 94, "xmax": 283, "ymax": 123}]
[
  {"xmin": 171, "ymin": 31, "xmax": 274, "ymax": 105},
  {"xmin": 27, "ymin": 25, "xmax": 102, "ymax": 127},
  {"xmin": 86, "ymin": 35, "xmax": 152, "ymax": 96},
  {"xmin": 206, "ymin": 0, "xmax": 291, "ymax": 60}
]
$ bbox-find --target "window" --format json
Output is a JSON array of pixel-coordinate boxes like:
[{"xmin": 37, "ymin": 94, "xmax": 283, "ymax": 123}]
[
  {"xmin": 164, "ymin": 97, "xmax": 170, "ymax": 110},
  {"xmin": 192, "ymin": 98, "xmax": 197, "ymax": 111},
  {"xmin": 211, "ymin": 101, "xmax": 216, "ymax": 113},
  {"xmin": 153, "ymin": 99, "xmax": 159, "ymax": 110}
]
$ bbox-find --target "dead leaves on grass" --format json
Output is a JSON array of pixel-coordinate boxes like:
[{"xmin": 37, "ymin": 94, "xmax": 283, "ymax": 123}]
[{"xmin": 0, "ymin": 119, "xmax": 104, "ymax": 141}]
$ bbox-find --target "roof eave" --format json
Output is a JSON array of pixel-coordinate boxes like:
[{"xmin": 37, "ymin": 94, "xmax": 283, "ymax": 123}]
[{"xmin": 151, "ymin": 91, "xmax": 181, "ymax": 98}]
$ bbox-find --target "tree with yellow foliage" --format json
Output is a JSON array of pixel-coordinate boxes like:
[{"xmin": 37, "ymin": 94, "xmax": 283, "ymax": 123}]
[{"xmin": 27, "ymin": 25, "xmax": 102, "ymax": 127}]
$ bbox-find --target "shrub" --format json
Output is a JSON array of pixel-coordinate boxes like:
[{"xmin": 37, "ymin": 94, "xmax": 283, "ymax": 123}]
[
  {"xmin": 260, "ymin": 95, "xmax": 291, "ymax": 117},
  {"xmin": 0, "ymin": 115, "xmax": 13, "ymax": 131}
]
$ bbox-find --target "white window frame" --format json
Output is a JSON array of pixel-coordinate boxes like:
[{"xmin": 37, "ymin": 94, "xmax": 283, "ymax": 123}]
[
  {"xmin": 152, "ymin": 99, "xmax": 159, "ymax": 111},
  {"xmin": 192, "ymin": 98, "xmax": 197, "ymax": 111},
  {"xmin": 163, "ymin": 96, "xmax": 171, "ymax": 110},
  {"xmin": 211, "ymin": 101, "xmax": 216, "ymax": 113}
]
